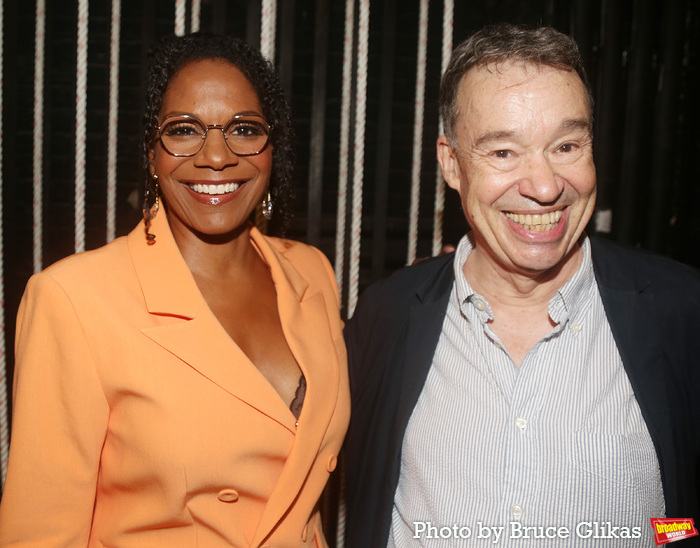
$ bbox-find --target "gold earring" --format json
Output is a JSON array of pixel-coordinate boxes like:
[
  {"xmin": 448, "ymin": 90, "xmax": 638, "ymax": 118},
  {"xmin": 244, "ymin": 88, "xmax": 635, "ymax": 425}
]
[
  {"xmin": 143, "ymin": 176, "xmax": 159, "ymax": 244},
  {"xmin": 262, "ymin": 191, "xmax": 273, "ymax": 220}
]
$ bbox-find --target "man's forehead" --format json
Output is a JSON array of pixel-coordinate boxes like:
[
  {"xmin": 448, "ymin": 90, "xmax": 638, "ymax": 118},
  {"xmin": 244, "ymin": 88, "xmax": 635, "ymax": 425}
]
[
  {"xmin": 455, "ymin": 61, "xmax": 591, "ymax": 124},
  {"xmin": 460, "ymin": 61, "xmax": 575, "ymax": 92}
]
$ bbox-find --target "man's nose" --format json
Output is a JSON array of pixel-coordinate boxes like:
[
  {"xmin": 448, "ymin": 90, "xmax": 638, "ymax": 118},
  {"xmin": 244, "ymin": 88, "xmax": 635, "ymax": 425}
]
[{"xmin": 517, "ymin": 153, "xmax": 564, "ymax": 203}]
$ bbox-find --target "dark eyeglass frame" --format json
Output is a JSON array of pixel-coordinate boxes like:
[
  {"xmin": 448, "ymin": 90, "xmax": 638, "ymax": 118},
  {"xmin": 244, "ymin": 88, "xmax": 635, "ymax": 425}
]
[{"xmin": 155, "ymin": 113, "xmax": 273, "ymax": 157}]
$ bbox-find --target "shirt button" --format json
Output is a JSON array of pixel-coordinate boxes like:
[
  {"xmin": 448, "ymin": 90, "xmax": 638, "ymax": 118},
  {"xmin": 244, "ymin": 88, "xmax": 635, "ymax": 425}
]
[
  {"xmin": 475, "ymin": 300, "xmax": 485, "ymax": 311},
  {"xmin": 515, "ymin": 418, "xmax": 527, "ymax": 430},
  {"xmin": 217, "ymin": 489, "xmax": 239, "ymax": 502},
  {"xmin": 327, "ymin": 455, "xmax": 338, "ymax": 472},
  {"xmin": 510, "ymin": 504, "xmax": 523, "ymax": 516},
  {"xmin": 571, "ymin": 322, "xmax": 582, "ymax": 332}
]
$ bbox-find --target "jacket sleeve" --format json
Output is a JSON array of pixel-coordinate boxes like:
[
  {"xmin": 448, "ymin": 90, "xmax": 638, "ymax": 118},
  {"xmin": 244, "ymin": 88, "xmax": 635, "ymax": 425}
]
[{"xmin": 0, "ymin": 272, "xmax": 109, "ymax": 547}]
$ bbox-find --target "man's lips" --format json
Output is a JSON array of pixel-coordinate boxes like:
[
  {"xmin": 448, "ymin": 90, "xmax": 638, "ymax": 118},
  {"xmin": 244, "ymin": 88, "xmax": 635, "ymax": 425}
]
[{"xmin": 505, "ymin": 209, "xmax": 563, "ymax": 232}]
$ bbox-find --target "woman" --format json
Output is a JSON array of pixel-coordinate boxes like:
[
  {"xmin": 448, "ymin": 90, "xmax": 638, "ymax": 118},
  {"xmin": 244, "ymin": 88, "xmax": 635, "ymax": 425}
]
[{"xmin": 0, "ymin": 33, "xmax": 349, "ymax": 547}]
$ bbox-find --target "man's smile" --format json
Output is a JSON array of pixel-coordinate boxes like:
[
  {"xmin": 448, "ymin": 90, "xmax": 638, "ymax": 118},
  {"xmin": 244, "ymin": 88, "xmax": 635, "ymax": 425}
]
[{"xmin": 504, "ymin": 209, "xmax": 563, "ymax": 232}]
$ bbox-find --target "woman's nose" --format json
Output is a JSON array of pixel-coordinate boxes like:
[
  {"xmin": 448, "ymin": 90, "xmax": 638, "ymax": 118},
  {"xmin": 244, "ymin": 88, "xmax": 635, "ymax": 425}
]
[{"xmin": 194, "ymin": 128, "xmax": 240, "ymax": 169}]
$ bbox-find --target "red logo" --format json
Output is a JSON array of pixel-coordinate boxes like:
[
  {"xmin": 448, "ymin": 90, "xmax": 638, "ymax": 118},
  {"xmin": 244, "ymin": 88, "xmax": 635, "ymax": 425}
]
[{"xmin": 650, "ymin": 518, "xmax": 699, "ymax": 545}]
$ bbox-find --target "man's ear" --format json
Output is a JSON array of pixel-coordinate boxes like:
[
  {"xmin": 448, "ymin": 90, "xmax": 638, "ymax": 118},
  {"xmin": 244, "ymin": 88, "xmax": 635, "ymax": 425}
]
[{"xmin": 437, "ymin": 135, "xmax": 462, "ymax": 193}]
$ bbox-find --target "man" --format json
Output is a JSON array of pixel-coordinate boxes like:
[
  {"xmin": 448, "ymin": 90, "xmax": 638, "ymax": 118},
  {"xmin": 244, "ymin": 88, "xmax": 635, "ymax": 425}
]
[{"xmin": 344, "ymin": 23, "xmax": 700, "ymax": 547}]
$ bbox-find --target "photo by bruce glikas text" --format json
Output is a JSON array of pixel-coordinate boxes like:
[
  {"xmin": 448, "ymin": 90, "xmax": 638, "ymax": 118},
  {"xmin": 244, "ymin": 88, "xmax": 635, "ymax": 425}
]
[{"xmin": 412, "ymin": 520, "xmax": 643, "ymax": 543}]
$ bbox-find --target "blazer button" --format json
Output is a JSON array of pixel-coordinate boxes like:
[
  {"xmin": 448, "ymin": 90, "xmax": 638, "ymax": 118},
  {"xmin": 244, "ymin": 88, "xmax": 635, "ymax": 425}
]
[
  {"xmin": 327, "ymin": 455, "xmax": 337, "ymax": 472},
  {"xmin": 217, "ymin": 489, "xmax": 239, "ymax": 502}
]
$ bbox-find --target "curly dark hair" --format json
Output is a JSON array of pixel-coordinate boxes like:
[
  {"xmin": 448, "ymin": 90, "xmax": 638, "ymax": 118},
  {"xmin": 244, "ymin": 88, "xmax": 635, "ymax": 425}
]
[
  {"xmin": 143, "ymin": 32, "xmax": 295, "ymax": 233},
  {"xmin": 440, "ymin": 23, "xmax": 593, "ymax": 146}
]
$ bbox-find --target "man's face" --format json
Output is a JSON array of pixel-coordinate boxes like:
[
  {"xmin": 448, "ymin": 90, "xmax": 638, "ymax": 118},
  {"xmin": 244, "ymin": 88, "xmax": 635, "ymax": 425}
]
[{"xmin": 438, "ymin": 62, "xmax": 597, "ymax": 278}]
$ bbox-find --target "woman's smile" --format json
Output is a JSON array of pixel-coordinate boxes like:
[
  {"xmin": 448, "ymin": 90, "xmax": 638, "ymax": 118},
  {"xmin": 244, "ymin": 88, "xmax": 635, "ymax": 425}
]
[
  {"xmin": 182, "ymin": 179, "xmax": 249, "ymax": 206},
  {"xmin": 187, "ymin": 181, "xmax": 243, "ymax": 195}
]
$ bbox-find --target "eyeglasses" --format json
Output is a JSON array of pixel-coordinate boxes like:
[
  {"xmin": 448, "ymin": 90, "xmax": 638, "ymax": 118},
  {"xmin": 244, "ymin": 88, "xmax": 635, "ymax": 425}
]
[{"xmin": 155, "ymin": 114, "xmax": 273, "ymax": 157}]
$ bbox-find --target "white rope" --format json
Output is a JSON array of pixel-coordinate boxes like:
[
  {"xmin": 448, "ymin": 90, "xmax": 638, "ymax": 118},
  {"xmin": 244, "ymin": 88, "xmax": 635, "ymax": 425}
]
[
  {"xmin": 0, "ymin": 0, "xmax": 8, "ymax": 491},
  {"xmin": 347, "ymin": 0, "xmax": 369, "ymax": 317},
  {"xmin": 407, "ymin": 0, "xmax": 429, "ymax": 265},
  {"xmin": 334, "ymin": 4, "xmax": 356, "ymax": 538},
  {"xmin": 334, "ymin": 0, "xmax": 355, "ymax": 303},
  {"xmin": 75, "ymin": 0, "xmax": 88, "ymax": 254},
  {"xmin": 33, "ymin": 0, "xmax": 46, "ymax": 272},
  {"xmin": 107, "ymin": 0, "xmax": 120, "ymax": 243},
  {"xmin": 260, "ymin": 0, "xmax": 277, "ymax": 62},
  {"xmin": 174, "ymin": 0, "xmax": 186, "ymax": 36},
  {"xmin": 432, "ymin": 0, "xmax": 453, "ymax": 256},
  {"xmin": 190, "ymin": 0, "xmax": 201, "ymax": 33}
]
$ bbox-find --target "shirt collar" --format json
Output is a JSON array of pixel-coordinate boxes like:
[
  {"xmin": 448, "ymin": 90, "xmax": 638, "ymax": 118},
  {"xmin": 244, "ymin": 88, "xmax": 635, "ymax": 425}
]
[
  {"xmin": 451, "ymin": 232, "xmax": 595, "ymax": 325},
  {"xmin": 549, "ymin": 235, "xmax": 595, "ymax": 324},
  {"xmin": 452, "ymin": 233, "xmax": 493, "ymax": 323}
]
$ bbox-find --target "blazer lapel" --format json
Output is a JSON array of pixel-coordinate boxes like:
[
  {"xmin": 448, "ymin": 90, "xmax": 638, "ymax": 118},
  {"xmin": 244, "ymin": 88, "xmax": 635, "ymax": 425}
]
[
  {"xmin": 141, "ymin": 318, "xmax": 297, "ymax": 430},
  {"xmin": 591, "ymin": 240, "xmax": 676, "ymax": 474},
  {"xmin": 396, "ymin": 257, "xmax": 455, "ymax": 439},
  {"xmin": 248, "ymin": 231, "xmax": 341, "ymax": 546},
  {"xmin": 128, "ymin": 214, "xmax": 296, "ymax": 430}
]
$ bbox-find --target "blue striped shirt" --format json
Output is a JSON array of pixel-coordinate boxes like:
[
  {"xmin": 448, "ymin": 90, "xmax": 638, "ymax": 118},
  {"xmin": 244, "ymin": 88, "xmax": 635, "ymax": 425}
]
[{"xmin": 389, "ymin": 234, "xmax": 664, "ymax": 547}]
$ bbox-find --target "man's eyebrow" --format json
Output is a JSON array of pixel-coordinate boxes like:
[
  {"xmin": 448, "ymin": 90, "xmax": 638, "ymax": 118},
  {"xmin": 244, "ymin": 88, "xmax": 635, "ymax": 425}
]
[
  {"xmin": 473, "ymin": 118, "xmax": 592, "ymax": 148},
  {"xmin": 561, "ymin": 117, "xmax": 592, "ymax": 133},
  {"xmin": 473, "ymin": 130, "xmax": 517, "ymax": 148}
]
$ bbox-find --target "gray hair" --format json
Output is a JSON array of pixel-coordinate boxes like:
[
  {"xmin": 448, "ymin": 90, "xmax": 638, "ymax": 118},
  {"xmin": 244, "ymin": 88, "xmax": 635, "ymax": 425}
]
[{"xmin": 439, "ymin": 23, "xmax": 593, "ymax": 144}]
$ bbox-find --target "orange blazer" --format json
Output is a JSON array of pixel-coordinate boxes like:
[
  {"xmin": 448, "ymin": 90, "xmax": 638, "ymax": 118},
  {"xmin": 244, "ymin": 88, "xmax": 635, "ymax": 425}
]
[{"xmin": 0, "ymin": 212, "xmax": 350, "ymax": 547}]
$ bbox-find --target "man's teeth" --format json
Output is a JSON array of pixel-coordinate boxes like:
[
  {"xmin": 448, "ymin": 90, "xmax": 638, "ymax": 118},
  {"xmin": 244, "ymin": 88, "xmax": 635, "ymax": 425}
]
[
  {"xmin": 188, "ymin": 182, "xmax": 240, "ymax": 195},
  {"xmin": 505, "ymin": 209, "xmax": 563, "ymax": 232}
]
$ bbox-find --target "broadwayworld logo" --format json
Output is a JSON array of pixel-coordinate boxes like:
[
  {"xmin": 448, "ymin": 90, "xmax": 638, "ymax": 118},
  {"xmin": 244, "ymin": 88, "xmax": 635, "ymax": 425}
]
[{"xmin": 650, "ymin": 518, "xmax": 698, "ymax": 545}]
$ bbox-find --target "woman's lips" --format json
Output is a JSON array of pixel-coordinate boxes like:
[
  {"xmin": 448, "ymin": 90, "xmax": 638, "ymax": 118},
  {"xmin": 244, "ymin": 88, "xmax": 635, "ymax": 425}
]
[
  {"xmin": 188, "ymin": 182, "xmax": 241, "ymax": 195},
  {"xmin": 184, "ymin": 180, "xmax": 248, "ymax": 205}
]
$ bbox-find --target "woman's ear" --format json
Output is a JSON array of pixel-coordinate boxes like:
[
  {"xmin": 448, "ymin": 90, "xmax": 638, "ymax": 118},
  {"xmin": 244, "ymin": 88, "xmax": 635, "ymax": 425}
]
[{"xmin": 147, "ymin": 148, "xmax": 156, "ymax": 178}]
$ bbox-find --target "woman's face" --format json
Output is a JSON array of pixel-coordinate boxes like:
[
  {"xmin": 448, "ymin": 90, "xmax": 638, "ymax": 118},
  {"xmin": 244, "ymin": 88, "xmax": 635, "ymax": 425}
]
[{"xmin": 150, "ymin": 58, "xmax": 273, "ymax": 241}]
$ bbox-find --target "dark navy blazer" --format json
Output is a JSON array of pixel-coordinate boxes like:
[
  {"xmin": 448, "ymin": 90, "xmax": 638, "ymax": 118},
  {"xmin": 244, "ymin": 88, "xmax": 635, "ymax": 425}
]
[{"xmin": 343, "ymin": 237, "xmax": 700, "ymax": 547}]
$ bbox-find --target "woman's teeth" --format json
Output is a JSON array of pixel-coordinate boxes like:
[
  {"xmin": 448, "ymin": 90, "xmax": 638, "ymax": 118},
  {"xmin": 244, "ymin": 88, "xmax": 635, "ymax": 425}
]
[
  {"xmin": 505, "ymin": 209, "xmax": 563, "ymax": 232},
  {"xmin": 188, "ymin": 182, "xmax": 240, "ymax": 195}
]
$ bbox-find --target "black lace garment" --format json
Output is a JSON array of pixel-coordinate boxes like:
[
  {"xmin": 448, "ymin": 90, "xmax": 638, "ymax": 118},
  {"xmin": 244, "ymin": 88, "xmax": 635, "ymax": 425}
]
[{"xmin": 289, "ymin": 374, "xmax": 306, "ymax": 419}]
